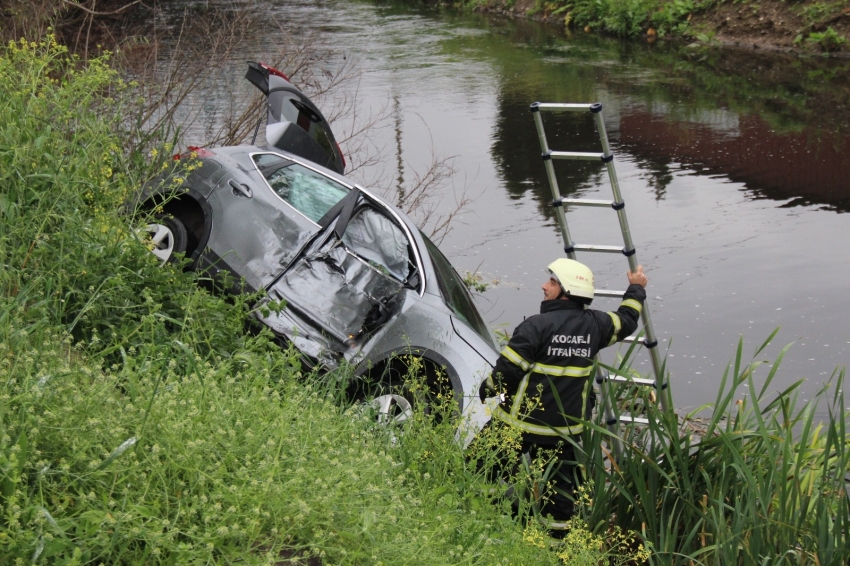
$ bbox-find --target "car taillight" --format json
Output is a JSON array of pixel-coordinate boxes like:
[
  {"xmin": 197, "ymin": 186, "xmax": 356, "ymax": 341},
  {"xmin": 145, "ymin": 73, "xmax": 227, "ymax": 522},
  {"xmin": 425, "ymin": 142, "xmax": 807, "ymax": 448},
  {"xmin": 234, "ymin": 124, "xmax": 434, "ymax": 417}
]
[
  {"xmin": 259, "ymin": 62, "xmax": 289, "ymax": 81},
  {"xmin": 336, "ymin": 142, "xmax": 346, "ymax": 170},
  {"xmin": 187, "ymin": 146, "xmax": 215, "ymax": 158},
  {"xmin": 174, "ymin": 146, "xmax": 215, "ymax": 160}
]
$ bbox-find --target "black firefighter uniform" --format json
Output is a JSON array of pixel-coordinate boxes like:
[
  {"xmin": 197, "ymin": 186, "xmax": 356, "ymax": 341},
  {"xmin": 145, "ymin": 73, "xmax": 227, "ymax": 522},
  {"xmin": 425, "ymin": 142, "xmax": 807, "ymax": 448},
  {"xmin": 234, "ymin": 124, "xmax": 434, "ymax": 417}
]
[{"xmin": 484, "ymin": 283, "xmax": 646, "ymax": 443}]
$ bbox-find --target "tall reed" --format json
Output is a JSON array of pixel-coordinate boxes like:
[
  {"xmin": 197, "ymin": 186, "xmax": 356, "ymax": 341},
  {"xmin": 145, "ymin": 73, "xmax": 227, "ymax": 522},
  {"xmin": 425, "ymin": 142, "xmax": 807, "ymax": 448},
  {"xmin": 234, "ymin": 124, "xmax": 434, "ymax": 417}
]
[{"xmin": 577, "ymin": 331, "xmax": 849, "ymax": 565}]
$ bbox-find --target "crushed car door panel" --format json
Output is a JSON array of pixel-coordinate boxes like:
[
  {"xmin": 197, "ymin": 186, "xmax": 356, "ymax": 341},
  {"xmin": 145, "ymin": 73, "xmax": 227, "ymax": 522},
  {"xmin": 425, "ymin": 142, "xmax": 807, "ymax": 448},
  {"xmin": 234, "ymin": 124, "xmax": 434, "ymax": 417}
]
[
  {"xmin": 341, "ymin": 207, "xmax": 410, "ymax": 281},
  {"xmin": 263, "ymin": 205, "xmax": 414, "ymax": 356},
  {"xmin": 274, "ymin": 242, "xmax": 404, "ymax": 344},
  {"xmin": 203, "ymin": 152, "xmax": 349, "ymax": 292}
]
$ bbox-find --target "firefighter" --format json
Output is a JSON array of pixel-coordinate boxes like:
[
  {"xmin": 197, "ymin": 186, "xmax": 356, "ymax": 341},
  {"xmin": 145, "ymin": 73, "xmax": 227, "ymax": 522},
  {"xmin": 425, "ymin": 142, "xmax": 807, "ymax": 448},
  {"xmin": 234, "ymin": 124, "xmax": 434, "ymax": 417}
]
[{"xmin": 478, "ymin": 258, "xmax": 647, "ymax": 531}]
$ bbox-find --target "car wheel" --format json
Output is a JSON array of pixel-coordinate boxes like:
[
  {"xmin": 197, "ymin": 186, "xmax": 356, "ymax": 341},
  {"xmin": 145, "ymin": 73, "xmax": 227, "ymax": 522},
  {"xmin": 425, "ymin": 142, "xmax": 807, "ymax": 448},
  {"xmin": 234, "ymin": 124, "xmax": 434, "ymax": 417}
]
[
  {"xmin": 353, "ymin": 357, "xmax": 453, "ymax": 426},
  {"xmin": 368, "ymin": 393, "xmax": 413, "ymax": 424},
  {"xmin": 145, "ymin": 215, "xmax": 188, "ymax": 265}
]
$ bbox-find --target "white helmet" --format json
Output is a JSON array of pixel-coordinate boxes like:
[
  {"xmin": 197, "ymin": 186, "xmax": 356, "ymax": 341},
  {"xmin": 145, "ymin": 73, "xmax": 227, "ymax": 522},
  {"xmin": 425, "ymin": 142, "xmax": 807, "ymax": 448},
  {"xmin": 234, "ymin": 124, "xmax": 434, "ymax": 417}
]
[{"xmin": 548, "ymin": 258, "xmax": 594, "ymax": 302}]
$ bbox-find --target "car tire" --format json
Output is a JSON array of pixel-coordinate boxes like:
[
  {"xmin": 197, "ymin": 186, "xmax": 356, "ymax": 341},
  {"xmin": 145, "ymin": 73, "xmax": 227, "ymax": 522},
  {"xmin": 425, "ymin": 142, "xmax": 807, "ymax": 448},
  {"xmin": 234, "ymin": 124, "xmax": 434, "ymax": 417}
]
[
  {"xmin": 145, "ymin": 215, "xmax": 189, "ymax": 265},
  {"xmin": 353, "ymin": 358, "xmax": 453, "ymax": 426},
  {"xmin": 368, "ymin": 392, "xmax": 414, "ymax": 425}
]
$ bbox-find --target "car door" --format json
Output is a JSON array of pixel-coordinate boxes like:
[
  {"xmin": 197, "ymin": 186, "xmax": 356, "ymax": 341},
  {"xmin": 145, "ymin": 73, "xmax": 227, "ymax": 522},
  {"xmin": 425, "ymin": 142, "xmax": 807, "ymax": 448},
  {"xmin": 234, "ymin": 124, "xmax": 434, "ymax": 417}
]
[
  {"xmin": 204, "ymin": 151, "xmax": 351, "ymax": 292},
  {"xmin": 263, "ymin": 199, "xmax": 417, "ymax": 357}
]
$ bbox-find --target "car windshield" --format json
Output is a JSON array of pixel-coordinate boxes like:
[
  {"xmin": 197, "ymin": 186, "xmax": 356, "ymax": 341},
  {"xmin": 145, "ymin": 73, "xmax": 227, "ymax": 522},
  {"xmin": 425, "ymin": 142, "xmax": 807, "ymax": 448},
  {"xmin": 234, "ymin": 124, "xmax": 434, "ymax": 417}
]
[
  {"xmin": 252, "ymin": 153, "xmax": 349, "ymax": 223},
  {"xmin": 420, "ymin": 232, "xmax": 492, "ymax": 344}
]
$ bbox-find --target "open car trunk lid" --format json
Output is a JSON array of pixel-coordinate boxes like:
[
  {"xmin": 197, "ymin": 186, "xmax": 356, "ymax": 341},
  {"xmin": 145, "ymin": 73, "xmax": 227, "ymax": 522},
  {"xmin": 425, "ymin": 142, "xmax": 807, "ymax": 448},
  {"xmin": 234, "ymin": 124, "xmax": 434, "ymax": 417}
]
[{"xmin": 245, "ymin": 62, "xmax": 345, "ymax": 174}]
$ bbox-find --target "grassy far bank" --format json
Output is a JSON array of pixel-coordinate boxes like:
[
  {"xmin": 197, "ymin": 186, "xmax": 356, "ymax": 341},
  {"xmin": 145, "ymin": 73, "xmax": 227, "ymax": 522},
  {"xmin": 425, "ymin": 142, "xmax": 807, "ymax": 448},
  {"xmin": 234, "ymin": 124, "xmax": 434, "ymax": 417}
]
[
  {"xmin": 1, "ymin": 30, "xmax": 849, "ymax": 566},
  {"xmin": 449, "ymin": 0, "xmax": 850, "ymax": 55}
]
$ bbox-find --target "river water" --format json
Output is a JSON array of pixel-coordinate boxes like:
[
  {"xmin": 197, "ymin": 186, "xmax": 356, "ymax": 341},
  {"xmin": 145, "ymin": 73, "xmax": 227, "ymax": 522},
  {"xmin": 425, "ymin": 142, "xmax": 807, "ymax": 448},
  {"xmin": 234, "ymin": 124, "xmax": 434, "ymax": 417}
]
[{"xmin": 158, "ymin": 0, "xmax": 850, "ymax": 414}]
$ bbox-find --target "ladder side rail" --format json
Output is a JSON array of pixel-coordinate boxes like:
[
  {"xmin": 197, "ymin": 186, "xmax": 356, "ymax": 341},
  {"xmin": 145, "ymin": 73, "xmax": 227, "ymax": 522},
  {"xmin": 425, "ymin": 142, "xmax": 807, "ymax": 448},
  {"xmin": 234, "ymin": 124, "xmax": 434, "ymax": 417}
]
[
  {"xmin": 592, "ymin": 110, "xmax": 636, "ymax": 266},
  {"xmin": 592, "ymin": 109, "xmax": 670, "ymax": 411},
  {"xmin": 532, "ymin": 108, "xmax": 576, "ymax": 259},
  {"xmin": 637, "ymin": 306, "xmax": 670, "ymax": 410}
]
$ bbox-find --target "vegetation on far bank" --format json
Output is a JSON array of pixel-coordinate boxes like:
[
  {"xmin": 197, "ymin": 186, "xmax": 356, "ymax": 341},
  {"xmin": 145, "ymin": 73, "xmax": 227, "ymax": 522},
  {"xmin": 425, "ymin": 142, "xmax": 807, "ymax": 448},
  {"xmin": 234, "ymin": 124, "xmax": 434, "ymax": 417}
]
[{"xmin": 452, "ymin": 0, "xmax": 850, "ymax": 55}]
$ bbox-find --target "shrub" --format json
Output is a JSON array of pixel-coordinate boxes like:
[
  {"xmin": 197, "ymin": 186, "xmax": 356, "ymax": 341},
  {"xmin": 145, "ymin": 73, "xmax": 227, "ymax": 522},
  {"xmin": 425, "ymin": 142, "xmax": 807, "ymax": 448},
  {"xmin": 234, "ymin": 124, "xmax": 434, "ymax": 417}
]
[{"xmin": 578, "ymin": 332, "xmax": 850, "ymax": 565}]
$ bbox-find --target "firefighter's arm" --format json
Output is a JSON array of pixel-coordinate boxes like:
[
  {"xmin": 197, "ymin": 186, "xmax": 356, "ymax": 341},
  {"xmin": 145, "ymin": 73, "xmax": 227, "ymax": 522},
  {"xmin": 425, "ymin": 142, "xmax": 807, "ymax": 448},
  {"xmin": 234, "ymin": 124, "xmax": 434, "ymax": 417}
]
[{"xmin": 602, "ymin": 266, "xmax": 648, "ymax": 346}]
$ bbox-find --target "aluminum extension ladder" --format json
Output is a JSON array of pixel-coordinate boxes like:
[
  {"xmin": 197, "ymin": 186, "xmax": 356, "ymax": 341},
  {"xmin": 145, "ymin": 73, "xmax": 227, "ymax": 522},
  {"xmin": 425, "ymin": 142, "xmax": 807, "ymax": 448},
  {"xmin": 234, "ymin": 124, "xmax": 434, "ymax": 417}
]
[{"xmin": 530, "ymin": 101, "xmax": 671, "ymax": 456}]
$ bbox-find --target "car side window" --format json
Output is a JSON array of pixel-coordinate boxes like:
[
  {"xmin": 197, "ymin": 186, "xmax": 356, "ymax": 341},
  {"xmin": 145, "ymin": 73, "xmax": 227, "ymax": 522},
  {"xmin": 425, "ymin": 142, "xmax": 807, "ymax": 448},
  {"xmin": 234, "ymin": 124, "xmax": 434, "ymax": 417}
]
[
  {"xmin": 252, "ymin": 154, "xmax": 349, "ymax": 223},
  {"xmin": 421, "ymin": 232, "xmax": 492, "ymax": 343}
]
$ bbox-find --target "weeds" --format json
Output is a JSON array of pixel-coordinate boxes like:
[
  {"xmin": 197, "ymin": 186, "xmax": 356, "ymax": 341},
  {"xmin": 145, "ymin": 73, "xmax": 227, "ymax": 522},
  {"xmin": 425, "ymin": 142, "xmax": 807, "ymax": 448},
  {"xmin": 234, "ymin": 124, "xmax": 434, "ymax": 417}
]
[
  {"xmin": 492, "ymin": 0, "xmax": 710, "ymax": 37},
  {"xmin": 800, "ymin": 27, "xmax": 847, "ymax": 51}
]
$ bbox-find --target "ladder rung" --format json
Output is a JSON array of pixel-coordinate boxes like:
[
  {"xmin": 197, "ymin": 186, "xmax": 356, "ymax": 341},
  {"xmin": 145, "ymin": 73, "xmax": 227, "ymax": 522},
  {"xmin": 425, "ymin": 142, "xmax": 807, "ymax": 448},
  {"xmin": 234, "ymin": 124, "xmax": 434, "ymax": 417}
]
[
  {"xmin": 550, "ymin": 150, "xmax": 605, "ymax": 162},
  {"xmin": 621, "ymin": 335, "xmax": 645, "ymax": 345},
  {"xmin": 603, "ymin": 373, "xmax": 656, "ymax": 387},
  {"xmin": 535, "ymin": 102, "xmax": 596, "ymax": 113},
  {"xmin": 594, "ymin": 289, "xmax": 624, "ymax": 298},
  {"xmin": 557, "ymin": 198, "xmax": 614, "ymax": 208},
  {"xmin": 574, "ymin": 244, "xmax": 623, "ymax": 254},
  {"xmin": 619, "ymin": 415, "xmax": 651, "ymax": 425}
]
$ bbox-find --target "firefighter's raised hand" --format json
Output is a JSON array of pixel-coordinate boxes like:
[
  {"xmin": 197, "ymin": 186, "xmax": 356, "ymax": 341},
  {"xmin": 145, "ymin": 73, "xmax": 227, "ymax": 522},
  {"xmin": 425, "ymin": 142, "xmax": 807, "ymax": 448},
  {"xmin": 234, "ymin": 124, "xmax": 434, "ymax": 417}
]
[{"xmin": 627, "ymin": 265, "xmax": 648, "ymax": 287}]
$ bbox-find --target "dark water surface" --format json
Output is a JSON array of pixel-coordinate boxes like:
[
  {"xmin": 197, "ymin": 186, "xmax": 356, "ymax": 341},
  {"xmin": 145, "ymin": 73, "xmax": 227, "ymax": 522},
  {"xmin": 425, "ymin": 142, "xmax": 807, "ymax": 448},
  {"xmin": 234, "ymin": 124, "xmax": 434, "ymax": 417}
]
[{"xmin": 162, "ymin": 0, "xmax": 850, "ymax": 413}]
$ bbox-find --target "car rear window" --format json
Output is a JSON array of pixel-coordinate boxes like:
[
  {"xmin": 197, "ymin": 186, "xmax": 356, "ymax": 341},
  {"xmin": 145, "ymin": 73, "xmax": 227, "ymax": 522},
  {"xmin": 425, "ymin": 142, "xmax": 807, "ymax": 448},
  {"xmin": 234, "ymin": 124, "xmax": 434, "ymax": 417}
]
[
  {"xmin": 253, "ymin": 154, "xmax": 349, "ymax": 223},
  {"xmin": 267, "ymin": 92, "xmax": 343, "ymax": 171},
  {"xmin": 420, "ymin": 233, "xmax": 492, "ymax": 344}
]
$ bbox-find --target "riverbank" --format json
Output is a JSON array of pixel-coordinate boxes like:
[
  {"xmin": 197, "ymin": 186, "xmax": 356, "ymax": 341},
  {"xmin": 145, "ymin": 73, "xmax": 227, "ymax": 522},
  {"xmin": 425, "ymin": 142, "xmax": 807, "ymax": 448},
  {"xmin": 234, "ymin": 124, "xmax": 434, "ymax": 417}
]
[
  {"xmin": 454, "ymin": 0, "xmax": 850, "ymax": 57},
  {"xmin": 4, "ymin": 0, "xmax": 847, "ymax": 59}
]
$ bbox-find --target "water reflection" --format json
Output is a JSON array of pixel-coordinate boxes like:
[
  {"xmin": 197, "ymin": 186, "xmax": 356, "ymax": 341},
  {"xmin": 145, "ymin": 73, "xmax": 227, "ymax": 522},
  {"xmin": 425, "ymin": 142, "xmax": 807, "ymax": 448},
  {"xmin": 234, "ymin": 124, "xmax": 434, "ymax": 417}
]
[
  {"xmin": 481, "ymin": 27, "xmax": 850, "ymax": 212},
  {"xmin": 618, "ymin": 106, "xmax": 850, "ymax": 211},
  {"xmin": 491, "ymin": 98, "xmax": 606, "ymax": 220}
]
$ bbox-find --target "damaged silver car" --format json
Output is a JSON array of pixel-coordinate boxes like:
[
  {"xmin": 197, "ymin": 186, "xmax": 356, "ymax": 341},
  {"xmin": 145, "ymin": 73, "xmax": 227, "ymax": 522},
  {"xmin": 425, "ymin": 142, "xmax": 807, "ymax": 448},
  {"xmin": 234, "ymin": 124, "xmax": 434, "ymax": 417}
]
[{"xmin": 137, "ymin": 62, "xmax": 497, "ymax": 429}]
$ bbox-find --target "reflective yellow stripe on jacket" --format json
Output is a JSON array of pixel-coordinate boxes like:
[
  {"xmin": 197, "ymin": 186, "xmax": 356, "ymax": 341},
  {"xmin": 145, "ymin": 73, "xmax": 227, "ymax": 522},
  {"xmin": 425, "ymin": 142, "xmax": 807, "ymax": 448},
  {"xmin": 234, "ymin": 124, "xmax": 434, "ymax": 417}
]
[
  {"xmin": 493, "ymin": 406, "xmax": 585, "ymax": 437},
  {"xmin": 501, "ymin": 346, "xmax": 531, "ymax": 371},
  {"xmin": 606, "ymin": 298, "xmax": 643, "ymax": 346},
  {"xmin": 493, "ymin": 346, "xmax": 589, "ymax": 437}
]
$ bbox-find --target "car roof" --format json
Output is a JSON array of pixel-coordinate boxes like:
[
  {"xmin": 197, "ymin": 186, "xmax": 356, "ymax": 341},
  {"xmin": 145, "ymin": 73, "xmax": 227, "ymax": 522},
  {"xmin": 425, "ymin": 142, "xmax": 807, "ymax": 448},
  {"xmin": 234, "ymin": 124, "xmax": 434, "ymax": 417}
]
[{"xmin": 210, "ymin": 144, "xmax": 436, "ymax": 297}]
